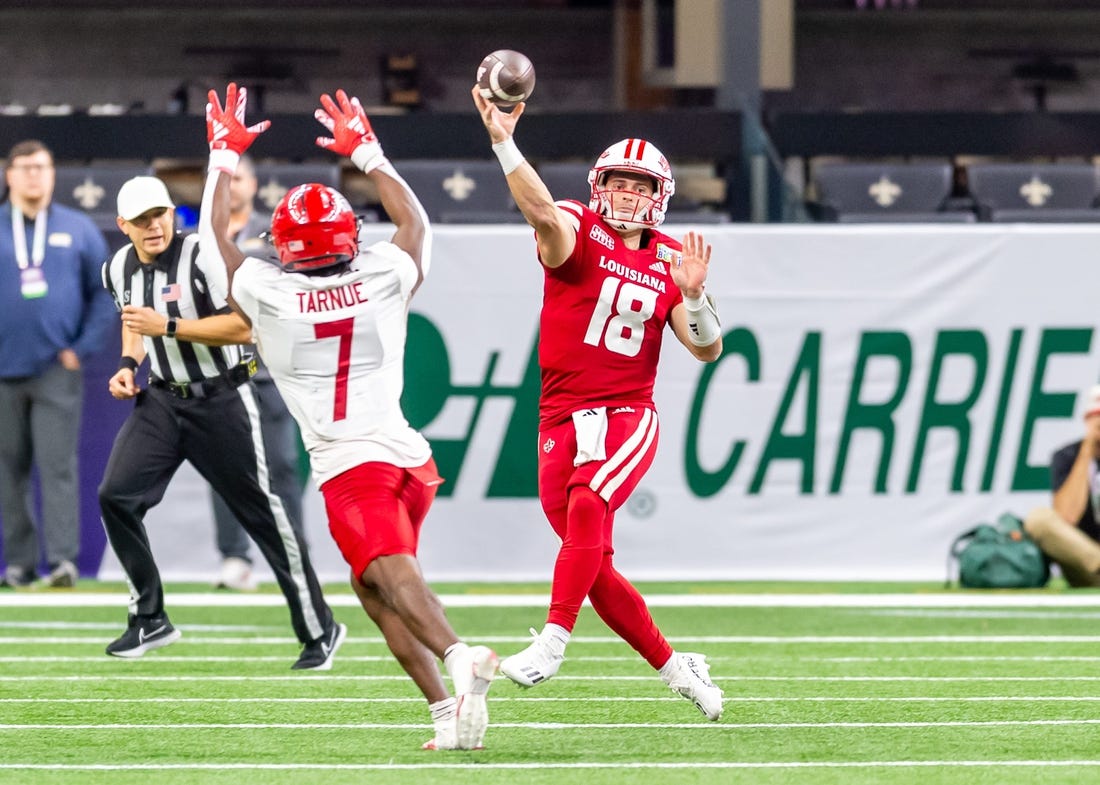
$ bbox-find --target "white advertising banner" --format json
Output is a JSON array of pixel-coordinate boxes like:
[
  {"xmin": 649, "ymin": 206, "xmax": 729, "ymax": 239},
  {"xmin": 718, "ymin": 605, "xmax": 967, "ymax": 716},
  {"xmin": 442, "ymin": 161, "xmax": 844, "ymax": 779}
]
[{"xmin": 99, "ymin": 224, "xmax": 1100, "ymax": 583}]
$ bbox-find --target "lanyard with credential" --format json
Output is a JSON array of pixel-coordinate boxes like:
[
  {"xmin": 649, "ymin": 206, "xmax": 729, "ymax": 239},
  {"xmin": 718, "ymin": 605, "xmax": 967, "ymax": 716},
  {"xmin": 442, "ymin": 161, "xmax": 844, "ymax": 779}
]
[{"xmin": 12, "ymin": 207, "xmax": 48, "ymax": 299}]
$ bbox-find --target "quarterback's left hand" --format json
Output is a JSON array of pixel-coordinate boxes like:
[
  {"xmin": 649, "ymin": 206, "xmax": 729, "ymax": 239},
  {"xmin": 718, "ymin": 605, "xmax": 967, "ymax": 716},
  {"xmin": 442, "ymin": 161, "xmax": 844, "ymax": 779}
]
[
  {"xmin": 670, "ymin": 231, "xmax": 712, "ymax": 299},
  {"xmin": 206, "ymin": 82, "xmax": 270, "ymax": 155}
]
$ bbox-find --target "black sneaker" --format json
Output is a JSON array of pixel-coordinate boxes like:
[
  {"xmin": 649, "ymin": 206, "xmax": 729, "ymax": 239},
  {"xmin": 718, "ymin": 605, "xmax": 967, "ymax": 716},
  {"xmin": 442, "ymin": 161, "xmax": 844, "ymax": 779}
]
[
  {"xmin": 0, "ymin": 566, "xmax": 36, "ymax": 588},
  {"xmin": 291, "ymin": 622, "xmax": 347, "ymax": 671},
  {"xmin": 106, "ymin": 613, "xmax": 181, "ymax": 658}
]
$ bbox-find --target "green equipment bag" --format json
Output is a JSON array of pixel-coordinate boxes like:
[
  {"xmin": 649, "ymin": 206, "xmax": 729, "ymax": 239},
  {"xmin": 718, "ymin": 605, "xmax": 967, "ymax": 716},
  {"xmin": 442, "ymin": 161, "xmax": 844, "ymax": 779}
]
[{"xmin": 947, "ymin": 512, "xmax": 1050, "ymax": 589}]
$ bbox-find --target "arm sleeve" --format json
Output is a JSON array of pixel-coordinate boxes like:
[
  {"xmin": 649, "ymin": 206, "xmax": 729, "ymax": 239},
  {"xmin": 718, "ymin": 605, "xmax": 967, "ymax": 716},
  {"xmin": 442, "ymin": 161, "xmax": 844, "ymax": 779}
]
[{"xmin": 198, "ymin": 172, "xmax": 231, "ymax": 304}]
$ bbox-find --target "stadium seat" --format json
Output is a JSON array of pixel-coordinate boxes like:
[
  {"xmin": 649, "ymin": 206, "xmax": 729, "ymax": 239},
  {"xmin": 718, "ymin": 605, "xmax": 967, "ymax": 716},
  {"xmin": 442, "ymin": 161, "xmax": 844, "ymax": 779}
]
[
  {"xmin": 811, "ymin": 161, "xmax": 973, "ymax": 223},
  {"xmin": 53, "ymin": 162, "xmax": 155, "ymax": 250},
  {"xmin": 537, "ymin": 161, "xmax": 593, "ymax": 204},
  {"xmin": 251, "ymin": 162, "xmax": 342, "ymax": 213},
  {"xmin": 391, "ymin": 160, "xmax": 523, "ymax": 223},
  {"xmin": 966, "ymin": 163, "xmax": 1100, "ymax": 222}
]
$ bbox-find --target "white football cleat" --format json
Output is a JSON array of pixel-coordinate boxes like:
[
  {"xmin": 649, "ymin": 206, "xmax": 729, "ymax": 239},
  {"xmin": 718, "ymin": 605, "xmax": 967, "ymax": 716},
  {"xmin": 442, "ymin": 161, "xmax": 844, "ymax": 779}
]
[
  {"xmin": 421, "ymin": 716, "xmax": 458, "ymax": 751},
  {"xmin": 500, "ymin": 628, "xmax": 565, "ymax": 687},
  {"xmin": 663, "ymin": 651, "xmax": 724, "ymax": 721},
  {"xmin": 449, "ymin": 644, "xmax": 499, "ymax": 750}
]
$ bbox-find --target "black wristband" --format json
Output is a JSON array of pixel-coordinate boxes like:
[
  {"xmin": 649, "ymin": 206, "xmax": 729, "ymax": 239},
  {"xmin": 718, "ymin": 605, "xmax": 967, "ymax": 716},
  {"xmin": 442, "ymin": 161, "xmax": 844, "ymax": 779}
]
[
  {"xmin": 165, "ymin": 317, "xmax": 178, "ymax": 339},
  {"xmin": 119, "ymin": 356, "xmax": 140, "ymax": 372}
]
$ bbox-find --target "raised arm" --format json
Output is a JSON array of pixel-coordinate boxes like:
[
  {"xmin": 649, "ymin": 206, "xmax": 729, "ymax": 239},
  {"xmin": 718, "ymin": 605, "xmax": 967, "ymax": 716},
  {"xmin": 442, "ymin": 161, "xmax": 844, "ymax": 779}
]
[
  {"xmin": 472, "ymin": 87, "xmax": 576, "ymax": 269},
  {"xmin": 315, "ymin": 89, "xmax": 431, "ymax": 293},
  {"xmin": 199, "ymin": 83, "xmax": 271, "ymax": 310},
  {"xmin": 668, "ymin": 232, "xmax": 723, "ymax": 363}
]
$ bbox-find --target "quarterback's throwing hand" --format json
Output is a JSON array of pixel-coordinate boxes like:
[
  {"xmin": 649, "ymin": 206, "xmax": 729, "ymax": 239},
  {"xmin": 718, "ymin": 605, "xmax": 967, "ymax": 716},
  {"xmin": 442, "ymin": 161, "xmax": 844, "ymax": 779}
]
[
  {"xmin": 315, "ymin": 90, "xmax": 377, "ymax": 156},
  {"xmin": 206, "ymin": 83, "xmax": 270, "ymax": 155}
]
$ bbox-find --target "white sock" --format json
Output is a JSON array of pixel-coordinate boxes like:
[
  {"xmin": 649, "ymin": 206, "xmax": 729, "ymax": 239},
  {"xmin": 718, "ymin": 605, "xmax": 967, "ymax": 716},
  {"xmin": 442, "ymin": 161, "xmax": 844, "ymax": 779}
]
[
  {"xmin": 429, "ymin": 697, "xmax": 456, "ymax": 722},
  {"xmin": 541, "ymin": 623, "xmax": 571, "ymax": 657},
  {"xmin": 442, "ymin": 641, "xmax": 468, "ymax": 679},
  {"xmin": 658, "ymin": 651, "xmax": 679, "ymax": 682}
]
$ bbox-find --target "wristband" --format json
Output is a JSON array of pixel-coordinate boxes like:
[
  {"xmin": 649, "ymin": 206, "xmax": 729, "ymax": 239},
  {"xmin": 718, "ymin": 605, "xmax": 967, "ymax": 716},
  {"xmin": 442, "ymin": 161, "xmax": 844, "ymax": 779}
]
[
  {"xmin": 682, "ymin": 292, "xmax": 722, "ymax": 347},
  {"xmin": 119, "ymin": 356, "xmax": 139, "ymax": 372},
  {"xmin": 165, "ymin": 317, "xmax": 178, "ymax": 339},
  {"xmin": 208, "ymin": 149, "xmax": 240, "ymax": 174},
  {"xmin": 492, "ymin": 138, "xmax": 525, "ymax": 176},
  {"xmin": 351, "ymin": 141, "xmax": 388, "ymax": 175}
]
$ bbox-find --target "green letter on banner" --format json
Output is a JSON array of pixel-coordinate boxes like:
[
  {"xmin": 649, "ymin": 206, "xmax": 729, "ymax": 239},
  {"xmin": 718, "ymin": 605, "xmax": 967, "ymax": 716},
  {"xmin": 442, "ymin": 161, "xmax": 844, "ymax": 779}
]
[
  {"xmin": 686, "ymin": 327, "xmax": 758, "ymax": 498},
  {"xmin": 749, "ymin": 332, "xmax": 820, "ymax": 494},
  {"xmin": 907, "ymin": 329, "xmax": 988, "ymax": 492},
  {"xmin": 831, "ymin": 331, "xmax": 912, "ymax": 494},
  {"xmin": 1012, "ymin": 327, "xmax": 1093, "ymax": 491}
]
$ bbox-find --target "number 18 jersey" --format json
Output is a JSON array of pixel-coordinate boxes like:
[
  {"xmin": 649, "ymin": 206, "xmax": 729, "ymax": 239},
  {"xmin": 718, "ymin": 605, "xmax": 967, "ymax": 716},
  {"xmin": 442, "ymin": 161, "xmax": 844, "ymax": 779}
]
[
  {"xmin": 536, "ymin": 201, "xmax": 684, "ymax": 429},
  {"xmin": 231, "ymin": 242, "xmax": 431, "ymax": 485}
]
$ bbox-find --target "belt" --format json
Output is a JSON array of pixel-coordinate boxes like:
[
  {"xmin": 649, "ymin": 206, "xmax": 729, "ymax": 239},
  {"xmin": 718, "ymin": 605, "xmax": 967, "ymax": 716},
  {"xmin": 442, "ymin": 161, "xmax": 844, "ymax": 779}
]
[{"xmin": 150, "ymin": 357, "xmax": 258, "ymax": 400}]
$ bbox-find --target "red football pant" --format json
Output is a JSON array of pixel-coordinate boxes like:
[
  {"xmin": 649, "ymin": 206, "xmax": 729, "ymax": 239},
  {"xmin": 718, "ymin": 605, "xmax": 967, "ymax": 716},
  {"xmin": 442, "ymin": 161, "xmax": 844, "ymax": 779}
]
[
  {"xmin": 321, "ymin": 458, "xmax": 442, "ymax": 580},
  {"xmin": 537, "ymin": 407, "xmax": 672, "ymax": 669}
]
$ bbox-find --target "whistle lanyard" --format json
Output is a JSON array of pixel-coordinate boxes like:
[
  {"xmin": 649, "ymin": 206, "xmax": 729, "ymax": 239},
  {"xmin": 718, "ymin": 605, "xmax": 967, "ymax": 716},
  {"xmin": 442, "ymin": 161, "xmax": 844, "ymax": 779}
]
[{"xmin": 11, "ymin": 207, "xmax": 47, "ymax": 270}]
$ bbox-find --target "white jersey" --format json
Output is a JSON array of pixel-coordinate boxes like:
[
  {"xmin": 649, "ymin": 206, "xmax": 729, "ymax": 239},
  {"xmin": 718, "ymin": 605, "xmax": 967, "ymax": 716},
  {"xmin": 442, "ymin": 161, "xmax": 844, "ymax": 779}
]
[{"xmin": 231, "ymin": 241, "xmax": 431, "ymax": 485}]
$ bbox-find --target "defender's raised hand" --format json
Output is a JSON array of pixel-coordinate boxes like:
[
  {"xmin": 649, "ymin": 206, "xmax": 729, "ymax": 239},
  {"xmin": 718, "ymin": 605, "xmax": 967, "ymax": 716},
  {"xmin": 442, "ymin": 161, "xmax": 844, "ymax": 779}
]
[
  {"xmin": 206, "ymin": 83, "xmax": 270, "ymax": 156},
  {"xmin": 314, "ymin": 89, "xmax": 377, "ymax": 155}
]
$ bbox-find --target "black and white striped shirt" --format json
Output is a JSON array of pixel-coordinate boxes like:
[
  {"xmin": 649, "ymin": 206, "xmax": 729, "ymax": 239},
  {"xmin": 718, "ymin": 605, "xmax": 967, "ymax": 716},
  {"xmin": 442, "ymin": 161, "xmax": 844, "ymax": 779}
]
[{"xmin": 102, "ymin": 233, "xmax": 244, "ymax": 384}]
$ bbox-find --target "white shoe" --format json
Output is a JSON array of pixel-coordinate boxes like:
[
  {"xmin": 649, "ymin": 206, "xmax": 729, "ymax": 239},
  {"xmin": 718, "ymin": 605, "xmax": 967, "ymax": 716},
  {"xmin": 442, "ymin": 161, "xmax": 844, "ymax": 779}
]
[
  {"xmin": 215, "ymin": 557, "xmax": 258, "ymax": 591},
  {"xmin": 662, "ymin": 651, "xmax": 724, "ymax": 721},
  {"xmin": 449, "ymin": 644, "xmax": 499, "ymax": 750},
  {"xmin": 421, "ymin": 716, "xmax": 458, "ymax": 751},
  {"xmin": 500, "ymin": 628, "xmax": 564, "ymax": 687}
]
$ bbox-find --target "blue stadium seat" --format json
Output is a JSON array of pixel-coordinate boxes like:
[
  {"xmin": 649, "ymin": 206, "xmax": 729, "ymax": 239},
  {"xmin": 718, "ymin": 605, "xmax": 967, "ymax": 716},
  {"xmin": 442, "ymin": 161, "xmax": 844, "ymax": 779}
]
[
  {"xmin": 966, "ymin": 163, "xmax": 1100, "ymax": 222},
  {"xmin": 812, "ymin": 161, "xmax": 973, "ymax": 223},
  {"xmin": 392, "ymin": 160, "xmax": 522, "ymax": 224}
]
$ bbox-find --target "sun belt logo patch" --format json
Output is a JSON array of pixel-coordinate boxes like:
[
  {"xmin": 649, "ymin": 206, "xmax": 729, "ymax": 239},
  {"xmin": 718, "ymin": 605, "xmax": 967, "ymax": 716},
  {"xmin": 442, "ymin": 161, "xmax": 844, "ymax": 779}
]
[{"xmin": 655, "ymin": 244, "xmax": 681, "ymax": 266}]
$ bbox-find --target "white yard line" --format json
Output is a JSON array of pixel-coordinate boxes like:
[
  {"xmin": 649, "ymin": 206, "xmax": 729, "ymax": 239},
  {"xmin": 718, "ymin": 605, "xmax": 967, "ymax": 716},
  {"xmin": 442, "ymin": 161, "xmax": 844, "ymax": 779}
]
[
  {"xmin": 2, "ymin": 695, "xmax": 1100, "ymax": 704},
  {"xmin": 4, "ymin": 674, "xmax": 1100, "ymax": 682},
  {"xmin": 1, "ymin": 719, "xmax": 1100, "ymax": 730},
  {"xmin": 4, "ymin": 592, "xmax": 1100, "ymax": 608},
  {"xmin": 6, "ymin": 634, "xmax": 1100, "ymax": 645},
  {"xmin": 0, "ymin": 762, "xmax": 1098, "ymax": 771}
]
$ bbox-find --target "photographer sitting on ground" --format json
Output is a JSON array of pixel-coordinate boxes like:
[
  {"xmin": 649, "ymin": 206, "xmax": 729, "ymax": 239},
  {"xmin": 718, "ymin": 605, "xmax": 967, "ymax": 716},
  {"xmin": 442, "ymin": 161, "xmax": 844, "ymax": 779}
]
[{"xmin": 1024, "ymin": 384, "xmax": 1100, "ymax": 587}]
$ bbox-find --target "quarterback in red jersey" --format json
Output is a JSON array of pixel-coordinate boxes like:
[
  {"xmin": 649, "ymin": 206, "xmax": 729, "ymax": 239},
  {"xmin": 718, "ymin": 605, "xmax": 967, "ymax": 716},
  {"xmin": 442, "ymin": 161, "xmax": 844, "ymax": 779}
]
[{"xmin": 474, "ymin": 87, "xmax": 725, "ymax": 721}]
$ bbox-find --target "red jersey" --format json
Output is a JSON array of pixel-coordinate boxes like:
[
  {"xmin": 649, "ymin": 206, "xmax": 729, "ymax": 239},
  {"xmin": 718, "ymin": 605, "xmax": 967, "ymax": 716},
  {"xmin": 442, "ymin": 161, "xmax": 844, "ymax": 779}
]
[{"xmin": 536, "ymin": 201, "xmax": 684, "ymax": 428}]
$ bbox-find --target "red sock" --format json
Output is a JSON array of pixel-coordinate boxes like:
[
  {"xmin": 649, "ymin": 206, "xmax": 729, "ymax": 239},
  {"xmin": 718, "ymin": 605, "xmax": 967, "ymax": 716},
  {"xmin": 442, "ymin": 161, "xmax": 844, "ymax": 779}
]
[
  {"xmin": 589, "ymin": 559, "xmax": 672, "ymax": 669},
  {"xmin": 546, "ymin": 487, "xmax": 606, "ymax": 631}
]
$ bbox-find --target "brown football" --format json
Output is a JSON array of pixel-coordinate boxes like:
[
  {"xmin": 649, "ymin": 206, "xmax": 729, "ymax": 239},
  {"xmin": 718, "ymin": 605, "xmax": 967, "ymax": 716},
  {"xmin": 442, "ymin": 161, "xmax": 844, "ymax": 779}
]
[{"xmin": 477, "ymin": 50, "xmax": 536, "ymax": 108}]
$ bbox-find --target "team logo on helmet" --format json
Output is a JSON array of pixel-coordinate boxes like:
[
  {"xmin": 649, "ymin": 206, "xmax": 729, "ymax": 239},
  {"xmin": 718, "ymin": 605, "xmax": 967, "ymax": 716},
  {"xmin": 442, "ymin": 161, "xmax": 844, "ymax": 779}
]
[{"xmin": 270, "ymin": 183, "xmax": 359, "ymax": 273}]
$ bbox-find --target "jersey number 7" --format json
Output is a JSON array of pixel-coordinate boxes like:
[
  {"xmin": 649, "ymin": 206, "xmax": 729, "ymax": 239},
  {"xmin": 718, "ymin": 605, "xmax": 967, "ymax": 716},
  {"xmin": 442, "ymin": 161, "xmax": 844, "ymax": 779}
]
[{"xmin": 314, "ymin": 317, "xmax": 354, "ymax": 421}]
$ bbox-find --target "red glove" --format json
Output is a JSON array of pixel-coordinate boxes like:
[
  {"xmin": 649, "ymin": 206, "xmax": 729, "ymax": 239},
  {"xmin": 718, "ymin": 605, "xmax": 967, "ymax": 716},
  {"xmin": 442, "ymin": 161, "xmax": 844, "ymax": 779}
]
[
  {"xmin": 206, "ymin": 83, "xmax": 270, "ymax": 155},
  {"xmin": 314, "ymin": 89, "xmax": 377, "ymax": 157}
]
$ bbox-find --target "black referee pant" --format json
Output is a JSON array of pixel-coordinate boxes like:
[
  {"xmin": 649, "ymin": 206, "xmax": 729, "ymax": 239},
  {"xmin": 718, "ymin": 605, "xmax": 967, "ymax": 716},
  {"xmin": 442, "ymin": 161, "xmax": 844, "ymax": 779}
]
[{"xmin": 98, "ymin": 381, "xmax": 333, "ymax": 644}]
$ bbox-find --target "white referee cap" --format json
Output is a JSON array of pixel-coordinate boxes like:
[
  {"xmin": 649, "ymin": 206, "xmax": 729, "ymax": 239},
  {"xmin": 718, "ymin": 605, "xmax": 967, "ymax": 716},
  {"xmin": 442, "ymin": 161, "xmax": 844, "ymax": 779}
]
[{"xmin": 117, "ymin": 176, "xmax": 175, "ymax": 221}]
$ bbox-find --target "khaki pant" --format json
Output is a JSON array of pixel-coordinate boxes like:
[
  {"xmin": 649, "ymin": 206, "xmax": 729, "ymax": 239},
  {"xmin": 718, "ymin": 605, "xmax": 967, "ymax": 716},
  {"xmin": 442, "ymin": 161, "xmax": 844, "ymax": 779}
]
[{"xmin": 1023, "ymin": 507, "xmax": 1100, "ymax": 588}]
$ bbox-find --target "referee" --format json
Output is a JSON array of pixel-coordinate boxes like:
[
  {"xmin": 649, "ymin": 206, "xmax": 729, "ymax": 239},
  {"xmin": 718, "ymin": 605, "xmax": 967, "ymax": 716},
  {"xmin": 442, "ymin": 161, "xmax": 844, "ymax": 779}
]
[{"xmin": 98, "ymin": 176, "xmax": 345, "ymax": 668}]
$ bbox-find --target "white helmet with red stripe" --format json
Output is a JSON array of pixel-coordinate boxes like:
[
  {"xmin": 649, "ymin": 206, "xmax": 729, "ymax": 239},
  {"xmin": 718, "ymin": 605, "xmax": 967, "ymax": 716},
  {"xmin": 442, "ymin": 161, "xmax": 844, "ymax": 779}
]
[{"xmin": 588, "ymin": 138, "xmax": 675, "ymax": 231}]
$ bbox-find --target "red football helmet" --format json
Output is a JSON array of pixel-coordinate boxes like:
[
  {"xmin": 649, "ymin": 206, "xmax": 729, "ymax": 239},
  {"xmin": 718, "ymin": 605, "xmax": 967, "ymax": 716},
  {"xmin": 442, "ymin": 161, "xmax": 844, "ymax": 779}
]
[
  {"xmin": 588, "ymin": 138, "xmax": 675, "ymax": 231},
  {"xmin": 270, "ymin": 183, "xmax": 359, "ymax": 272}
]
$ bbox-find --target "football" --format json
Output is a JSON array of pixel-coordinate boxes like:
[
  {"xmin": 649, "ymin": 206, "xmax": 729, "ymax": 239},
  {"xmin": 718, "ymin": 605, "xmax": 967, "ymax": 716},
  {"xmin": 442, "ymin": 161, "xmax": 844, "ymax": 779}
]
[{"xmin": 477, "ymin": 49, "xmax": 536, "ymax": 108}]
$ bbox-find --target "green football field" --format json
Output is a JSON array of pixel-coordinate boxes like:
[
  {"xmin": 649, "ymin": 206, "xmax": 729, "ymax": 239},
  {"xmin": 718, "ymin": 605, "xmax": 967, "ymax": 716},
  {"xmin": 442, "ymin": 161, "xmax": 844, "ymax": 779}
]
[{"xmin": 2, "ymin": 581, "xmax": 1100, "ymax": 785}]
